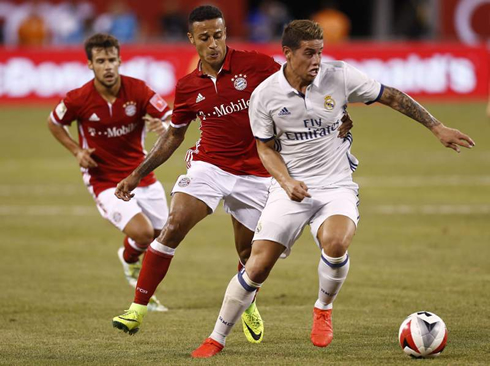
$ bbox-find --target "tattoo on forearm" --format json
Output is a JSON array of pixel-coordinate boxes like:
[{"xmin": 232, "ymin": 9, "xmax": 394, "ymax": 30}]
[
  {"xmin": 380, "ymin": 86, "xmax": 440, "ymax": 129},
  {"xmin": 135, "ymin": 130, "xmax": 183, "ymax": 178}
]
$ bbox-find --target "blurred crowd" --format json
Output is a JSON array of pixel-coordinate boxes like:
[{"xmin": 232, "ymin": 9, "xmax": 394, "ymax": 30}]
[
  {"xmin": 0, "ymin": 0, "xmax": 433, "ymax": 46},
  {"xmin": 0, "ymin": 0, "xmax": 139, "ymax": 46}
]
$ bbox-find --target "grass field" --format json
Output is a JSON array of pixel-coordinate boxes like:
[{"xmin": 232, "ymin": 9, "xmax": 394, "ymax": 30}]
[{"xmin": 1, "ymin": 102, "xmax": 489, "ymax": 365}]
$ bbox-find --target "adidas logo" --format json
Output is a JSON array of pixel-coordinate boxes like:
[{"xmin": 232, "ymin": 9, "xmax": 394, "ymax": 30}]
[
  {"xmin": 278, "ymin": 107, "xmax": 291, "ymax": 116},
  {"xmin": 196, "ymin": 93, "xmax": 205, "ymax": 103},
  {"xmin": 89, "ymin": 113, "xmax": 100, "ymax": 121}
]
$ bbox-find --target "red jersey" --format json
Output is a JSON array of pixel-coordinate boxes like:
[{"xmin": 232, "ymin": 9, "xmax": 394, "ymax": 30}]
[
  {"xmin": 171, "ymin": 48, "xmax": 280, "ymax": 177},
  {"xmin": 50, "ymin": 75, "xmax": 171, "ymax": 197}
]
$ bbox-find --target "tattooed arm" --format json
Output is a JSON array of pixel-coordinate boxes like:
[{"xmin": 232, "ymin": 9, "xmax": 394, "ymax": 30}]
[
  {"xmin": 378, "ymin": 86, "xmax": 475, "ymax": 152},
  {"xmin": 115, "ymin": 124, "xmax": 188, "ymax": 201}
]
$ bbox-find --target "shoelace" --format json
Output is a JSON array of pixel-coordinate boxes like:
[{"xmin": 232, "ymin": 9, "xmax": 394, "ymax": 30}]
[
  {"xmin": 121, "ymin": 309, "xmax": 136, "ymax": 318},
  {"xmin": 314, "ymin": 313, "xmax": 331, "ymax": 329},
  {"xmin": 247, "ymin": 313, "xmax": 262, "ymax": 328}
]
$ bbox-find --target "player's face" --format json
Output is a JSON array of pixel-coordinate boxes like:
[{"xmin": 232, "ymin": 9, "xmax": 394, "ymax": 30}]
[
  {"xmin": 88, "ymin": 47, "xmax": 121, "ymax": 88},
  {"xmin": 188, "ymin": 18, "xmax": 227, "ymax": 69},
  {"xmin": 284, "ymin": 40, "xmax": 323, "ymax": 84}
]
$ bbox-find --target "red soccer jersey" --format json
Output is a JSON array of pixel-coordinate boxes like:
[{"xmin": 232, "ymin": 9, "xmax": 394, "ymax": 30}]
[
  {"xmin": 50, "ymin": 75, "xmax": 171, "ymax": 197},
  {"xmin": 171, "ymin": 48, "xmax": 280, "ymax": 177}
]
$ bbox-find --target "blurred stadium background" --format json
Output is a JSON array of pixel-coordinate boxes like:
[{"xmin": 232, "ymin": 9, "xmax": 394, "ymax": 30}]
[{"xmin": 1, "ymin": 0, "xmax": 489, "ymax": 364}]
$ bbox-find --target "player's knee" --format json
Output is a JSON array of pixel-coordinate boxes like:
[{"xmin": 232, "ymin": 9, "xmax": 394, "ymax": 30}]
[
  {"xmin": 237, "ymin": 246, "xmax": 252, "ymax": 264},
  {"xmin": 130, "ymin": 229, "xmax": 154, "ymax": 246},
  {"xmin": 322, "ymin": 235, "xmax": 350, "ymax": 257}
]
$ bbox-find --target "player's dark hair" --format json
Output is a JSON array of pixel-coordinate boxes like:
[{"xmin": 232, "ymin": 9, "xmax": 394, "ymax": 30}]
[
  {"xmin": 84, "ymin": 33, "xmax": 120, "ymax": 60},
  {"xmin": 282, "ymin": 20, "xmax": 323, "ymax": 51},
  {"xmin": 188, "ymin": 5, "xmax": 224, "ymax": 32}
]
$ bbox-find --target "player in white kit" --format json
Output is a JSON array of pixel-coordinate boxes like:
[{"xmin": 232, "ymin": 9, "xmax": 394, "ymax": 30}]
[{"xmin": 190, "ymin": 20, "xmax": 475, "ymax": 358}]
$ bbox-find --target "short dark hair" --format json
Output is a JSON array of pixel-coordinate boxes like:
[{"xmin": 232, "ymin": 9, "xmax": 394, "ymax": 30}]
[
  {"xmin": 84, "ymin": 33, "xmax": 120, "ymax": 60},
  {"xmin": 282, "ymin": 20, "xmax": 323, "ymax": 51},
  {"xmin": 188, "ymin": 5, "xmax": 224, "ymax": 31}
]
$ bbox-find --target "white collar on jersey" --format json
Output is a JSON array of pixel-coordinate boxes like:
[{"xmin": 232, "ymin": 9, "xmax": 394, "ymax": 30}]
[
  {"xmin": 278, "ymin": 62, "xmax": 322, "ymax": 95},
  {"xmin": 198, "ymin": 60, "xmax": 224, "ymax": 78}
]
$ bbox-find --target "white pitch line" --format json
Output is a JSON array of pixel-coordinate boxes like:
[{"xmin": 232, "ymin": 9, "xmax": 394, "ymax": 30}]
[
  {"xmin": 355, "ymin": 175, "xmax": 490, "ymax": 187},
  {"xmin": 0, "ymin": 205, "xmax": 95, "ymax": 216},
  {"xmin": 0, "ymin": 176, "xmax": 489, "ymax": 197},
  {"xmin": 367, "ymin": 204, "xmax": 490, "ymax": 215},
  {"xmin": 0, "ymin": 204, "xmax": 489, "ymax": 217}
]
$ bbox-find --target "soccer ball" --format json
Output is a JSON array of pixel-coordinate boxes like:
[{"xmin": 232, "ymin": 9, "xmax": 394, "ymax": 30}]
[{"xmin": 398, "ymin": 311, "xmax": 447, "ymax": 358}]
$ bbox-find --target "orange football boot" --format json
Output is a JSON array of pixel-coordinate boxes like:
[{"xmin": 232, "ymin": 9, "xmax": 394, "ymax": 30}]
[
  {"xmin": 310, "ymin": 308, "xmax": 333, "ymax": 347},
  {"xmin": 191, "ymin": 338, "xmax": 224, "ymax": 358}
]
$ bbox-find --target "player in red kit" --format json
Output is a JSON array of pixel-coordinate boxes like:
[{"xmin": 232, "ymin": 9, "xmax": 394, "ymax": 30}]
[
  {"xmin": 48, "ymin": 34, "xmax": 171, "ymax": 312},
  {"xmin": 112, "ymin": 5, "xmax": 354, "ymax": 343}
]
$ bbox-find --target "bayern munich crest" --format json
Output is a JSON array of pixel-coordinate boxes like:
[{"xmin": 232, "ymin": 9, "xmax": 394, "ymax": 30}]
[
  {"xmin": 324, "ymin": 95, "xmax": 335, "ymax": 110},
  {"xmin": 231, "ymin": 74, "xmax": 247, "ymax": 91},
  {"xmin": 112, "ymin": 212, "xmax": 122, "ymax": 223},
  {"xmin": 123, "ymin": 101, "xmax": 137, "ymax": 116},
  {"xmin": 178, "ymin": 177, "xmax": 191, "ymax": 187}
]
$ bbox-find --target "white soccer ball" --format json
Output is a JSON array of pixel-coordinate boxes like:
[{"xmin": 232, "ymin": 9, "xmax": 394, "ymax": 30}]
[{"xmin": 398, "ymin": 311, "xmax": 448, "ymax": 358}]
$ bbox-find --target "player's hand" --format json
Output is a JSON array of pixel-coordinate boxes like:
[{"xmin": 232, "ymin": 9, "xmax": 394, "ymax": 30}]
[
  {"xmin": 430, "ymin": 124, "xmax": 475, "ymax": 153},
  {"xmin": 76, "ymin": 148, "xmax": 98, "ymax": 168},
  {"xmin": 282, "ymin": 178, "xmax": 311, "ymax": 202},
  {"xmin": 144, "ymin": 116, "xmax": 168, "ymax": 136},
  {"xmin": 338, "ymin": 111, "xmax": 353, "ymax": 138},
  {"xmin": 115, "ymin": 175, "xmax": 140, "ymax": 201}
]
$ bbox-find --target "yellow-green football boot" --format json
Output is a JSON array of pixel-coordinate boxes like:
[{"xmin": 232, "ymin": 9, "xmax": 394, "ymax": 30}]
[
  {"xmin": 112, "ymin": 303, "xmax": 147, "ymax": 335},
  {"xmin": 241, "ymin": 301, "xmax": 264, "ymax": 343}
]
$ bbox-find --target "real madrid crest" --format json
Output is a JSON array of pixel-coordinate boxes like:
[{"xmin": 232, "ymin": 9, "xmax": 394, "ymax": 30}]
[
  {"xmin": 231, "ymin": 74, "xmax": 247, "ymax": 91},
  {"xmin": 123, "ymin": 101, "xmax": 137, "ymax": 116},
  {"xmin": 324, "ymin": 95, "xmax": 335, "ymax": 110}
]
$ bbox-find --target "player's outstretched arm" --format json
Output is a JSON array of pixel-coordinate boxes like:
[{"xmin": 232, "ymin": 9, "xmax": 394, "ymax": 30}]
[
  {"xmin": 256, "ymin": 139, "xmax": 311, "ymax": 202},
  {"xmin": 114, "ymin": 124, "xmax": 188, "ymax": 201},
  {"xmin": 377, "ymin": 86, "xmax": 475, "ymax": 153},
  {"xmin": 47, "ymin": 117, "xmax": 98, "ymax": 168}
]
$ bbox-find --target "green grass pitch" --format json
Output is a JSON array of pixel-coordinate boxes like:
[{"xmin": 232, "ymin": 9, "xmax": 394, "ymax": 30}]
[{"xmin": 1, "ymin": 102, "xmax": 489, "ymax": 365}]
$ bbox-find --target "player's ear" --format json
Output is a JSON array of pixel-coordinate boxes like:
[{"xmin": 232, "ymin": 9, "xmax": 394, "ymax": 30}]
[
  {"xmin": 283, "ymin": 46, "xmax": 292, "ymax": 61},
  {"xmin": 187, "ymin": 31, "xmax": 195, "ymax": 45},
  {"xmin": 87, "ymin": 60, "xmax": 94, "ymax": 70}
]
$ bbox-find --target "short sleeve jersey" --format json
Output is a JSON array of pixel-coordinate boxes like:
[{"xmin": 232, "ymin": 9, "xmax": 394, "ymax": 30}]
[
  {"xmin": 170, "ymin": 48, "xmax": 280, "ymax": 177},
  {"xmin": 50, "ymin": 75, "xmax": 171, "ymax": 197},
  {"xmin": 249, "ymin": 61, "xmax": 383, "ymax": 188}
]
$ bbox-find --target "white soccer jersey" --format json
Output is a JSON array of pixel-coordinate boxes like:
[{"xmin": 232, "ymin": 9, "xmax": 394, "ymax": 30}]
[{"xmin": 249, "ymin": 61, "xmax": 382, "ymax": 188}]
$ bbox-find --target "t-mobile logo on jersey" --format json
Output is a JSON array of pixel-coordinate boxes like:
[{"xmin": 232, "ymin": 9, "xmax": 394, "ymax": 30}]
[
  {"xmin": 106, "ymin": 123, "xmax": 138, "ymax": 138},
  {"xmin": 198, "ymin": 98, "xmax": 251, "ymax": 121},
  {"xmin": 87, "ymin": 123, "xmax": 138, "ymax": 138}
]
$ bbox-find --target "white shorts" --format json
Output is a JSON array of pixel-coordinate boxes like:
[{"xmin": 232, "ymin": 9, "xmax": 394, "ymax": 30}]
[
  {"xmin": 94, "ymin": 181, "xmax": 169, "ymax": 231},
  {"xmin": 171, "ymin": 161, "xmax": 272, "ymax": 231},
  {"xmin": 253, "ymin": 183, "xmax": 359, "ymax": 257}
]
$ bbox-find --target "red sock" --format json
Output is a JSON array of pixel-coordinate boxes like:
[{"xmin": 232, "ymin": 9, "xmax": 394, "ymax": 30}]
[
  {"xmin": 134, "ymin": 247, "xmax": 173, "ymax": 305},
  {"xmin": 123, "ymin": 236, "xmax": 146, "ymax": 263}
]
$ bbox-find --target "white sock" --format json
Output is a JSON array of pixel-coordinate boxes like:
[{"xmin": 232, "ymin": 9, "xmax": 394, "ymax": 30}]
[
  {"xmin": 149, "ymin": 239, "xmax": 176, "ymax": 256},
  {"xmin": 210, "ymin": 270, "xmax": 261, "ymax": 345},
  {"xmin": 315, "ymin": 250, "xmax": 350, "ymax": 310}
]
